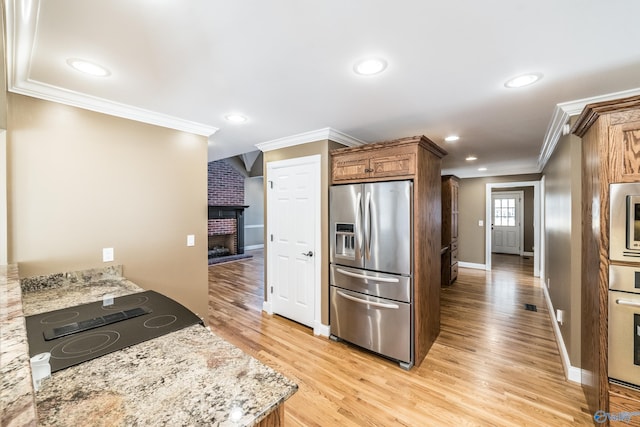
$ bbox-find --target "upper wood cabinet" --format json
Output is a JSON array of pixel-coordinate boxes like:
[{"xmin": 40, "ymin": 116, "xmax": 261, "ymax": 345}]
[
  {"xmin": 331, "ymin": 142, "xmax": 417, "ymax": 183},
  {"xmin": 609, "ymin": 116, "xmax": 640, "ymax": 183}
]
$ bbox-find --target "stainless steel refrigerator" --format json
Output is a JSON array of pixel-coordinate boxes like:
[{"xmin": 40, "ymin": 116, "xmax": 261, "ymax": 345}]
[{"xmin": 329, "ymin": 180, "xmax": 413, "ymax": 369}]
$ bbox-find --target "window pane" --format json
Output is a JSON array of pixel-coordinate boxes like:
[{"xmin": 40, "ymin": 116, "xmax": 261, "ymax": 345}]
[{"xmin": 493, "ymin": 197, "xmax": 517, "ymax": 227}]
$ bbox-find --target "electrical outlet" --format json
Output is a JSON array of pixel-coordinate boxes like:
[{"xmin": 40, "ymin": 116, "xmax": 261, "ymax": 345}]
[
  {"xmin": 102, "ymin": 247, "xmax": 114, "ymax": 262},
  {"xmin": 557, "ymin": 309, "xmax": 565, "ymax": 325},
  {"xmin": 187, "ymin": 234, "xmax": 195, "ymax": 247}
]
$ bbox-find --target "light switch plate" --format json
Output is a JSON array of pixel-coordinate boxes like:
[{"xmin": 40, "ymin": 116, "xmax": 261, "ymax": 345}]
[
  {"xmin": 102, "ymin": 247, "xmax": 114, "ymax": 262},
  {"xmin": 478, "ymin": 220, "xmax": 484, "ymax": 227},
  {"xmin": 187, "ymin": 234, "xmax": 195, "ymax": 247}
]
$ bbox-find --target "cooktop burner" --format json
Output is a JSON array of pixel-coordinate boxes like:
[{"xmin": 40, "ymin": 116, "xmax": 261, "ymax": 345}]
[{"xmin": 26, "ymin": 290, "xmax": 203, "ymax": 373}]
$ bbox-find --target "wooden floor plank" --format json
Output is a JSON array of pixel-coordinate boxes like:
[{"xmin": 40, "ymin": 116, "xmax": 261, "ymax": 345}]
[{"xmin": 208, "ymin": 251, "xmax": 594, "ymax": 426}]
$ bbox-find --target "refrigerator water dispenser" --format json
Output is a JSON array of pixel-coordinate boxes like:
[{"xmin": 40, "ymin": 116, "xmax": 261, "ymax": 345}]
[{"xmin": 335, "ymin": 223, "xmax": 356, "ymax": 259}]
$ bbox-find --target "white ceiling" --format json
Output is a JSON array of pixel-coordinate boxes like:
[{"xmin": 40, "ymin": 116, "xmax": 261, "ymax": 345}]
[{"xmin": 5, "ymin": 0, "xmax": 640, "ymax": 177}]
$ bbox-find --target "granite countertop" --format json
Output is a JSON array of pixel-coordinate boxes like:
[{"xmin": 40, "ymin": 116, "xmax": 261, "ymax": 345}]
[
  {"xmin": 1, "ymin": 264, "xmax": 38, "ymax": 427},
  {"xmin": 7, "ymin": 265, "xmax": 297, "ymax": 426},
  {"xmin": 20, "ymin": 265, "xmax": 142, "ymax": 317}
]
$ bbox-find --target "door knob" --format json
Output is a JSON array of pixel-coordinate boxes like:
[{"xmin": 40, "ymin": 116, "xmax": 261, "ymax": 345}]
[{"xmin": 302, "ymin": 251, "xmax": 314, "ymax": 257}]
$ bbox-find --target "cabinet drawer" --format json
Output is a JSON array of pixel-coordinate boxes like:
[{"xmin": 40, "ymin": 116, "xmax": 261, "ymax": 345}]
[
  {"xmin": 451, "ymin": 263, "xmax": 458, "ymax": 282},
  {"xmin": 451, "ymin": 249, "xmax": 458, "ymax": 265}
]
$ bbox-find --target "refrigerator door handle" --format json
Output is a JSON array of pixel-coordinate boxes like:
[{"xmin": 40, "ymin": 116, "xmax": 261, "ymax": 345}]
[
  {"xmin": 356, "ymin": 191, "xmax": 363, "ymax": 259},
  {"xmin": 336, "ymin": 290, "xmax": 399, "ymax": 309},
  {"xmin": 336, "ymin": 268, "xmax": 400, "ymax": 283},
  {"xmin": 364, "ymin": 191, "xmax": 372, "ymax": 260}
]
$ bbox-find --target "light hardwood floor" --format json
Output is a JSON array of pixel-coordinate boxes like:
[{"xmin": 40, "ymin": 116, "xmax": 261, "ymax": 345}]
[{"xmin": 208, "ymin": 251, "xmax": 593, "ymax": 426}]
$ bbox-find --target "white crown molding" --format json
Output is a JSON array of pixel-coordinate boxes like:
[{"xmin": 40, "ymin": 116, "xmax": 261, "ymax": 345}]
[
  {"xmin": 537, "ymin": 105, "xmax": 570, "ymax": 172},
  {"xmin": 538, "ymin": 87, "xmax": 640, "ymax": 171},
  {"xmin": 4, "ymin": 0, "xmax": 218, "ymax": 137},
  {"xmin": 255, "ymin": 127, "xmax": 366, "ymax": 153}
]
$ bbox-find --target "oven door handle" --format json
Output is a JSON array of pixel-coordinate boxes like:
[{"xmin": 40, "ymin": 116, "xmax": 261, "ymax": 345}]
[
  {"xmin": 336, "ymin": 268, "xmax": 399, "ymax": 283},
  {"xmin": 616, "ymin": 299, "xmax": 640, "ymax": 308},
  {"xmin": 337, "ymin": 290, "xmax": 399, "ymax": 309}
]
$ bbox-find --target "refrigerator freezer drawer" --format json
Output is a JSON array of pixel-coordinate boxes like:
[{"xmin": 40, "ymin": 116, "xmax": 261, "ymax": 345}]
[
  {"xmin": 330, "ymin": 264, "xmax": 411, "ymax": 303},
  {"xmin": 330, "ymin": 286, "xmax": 411, "ymax": 363}
]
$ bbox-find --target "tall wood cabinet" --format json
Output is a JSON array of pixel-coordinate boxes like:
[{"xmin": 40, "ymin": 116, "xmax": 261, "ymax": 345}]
[
  {"xmin": 330, "ymin": 135, "xmax": 447, "ymax": 367},
  {"xmin": 572, "ymin": 95, "xmax": 640, "ymax": 424},
  {"xmin": 441, "ymin": 175, "xmax": 459, "ymax": 285}
]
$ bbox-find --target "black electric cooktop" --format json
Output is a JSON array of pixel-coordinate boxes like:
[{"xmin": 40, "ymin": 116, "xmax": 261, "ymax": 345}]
[{"xmin": 25, "ymin": 290, "xmax": 204, "ymax": 373}]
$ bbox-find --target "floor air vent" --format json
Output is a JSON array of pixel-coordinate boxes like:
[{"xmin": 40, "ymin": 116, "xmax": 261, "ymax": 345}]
[{"xmin": 524, "ymin": 304, "xmax": 537, "ymax": 312}]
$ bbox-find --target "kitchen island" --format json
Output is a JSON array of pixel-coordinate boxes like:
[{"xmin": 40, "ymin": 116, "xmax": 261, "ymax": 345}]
[{"xmin": 3, "ymin": 265, "xmax": 297, "ymax": 426}]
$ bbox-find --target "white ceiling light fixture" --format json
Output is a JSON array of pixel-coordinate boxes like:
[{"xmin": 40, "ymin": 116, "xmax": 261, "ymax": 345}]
[
  {"xmin": 465, "ymin": 155, "xmax": 477, "ymax": 161},
  {"xmin": 224, "ymin": 114, "xmax": 247, "ymax": 123},
  {"xmin": 504, "ymin": 72, "xmax": 543, "ymax": 88},
  {"xmin": 66, "ymin": 58, "xmax": 110, "ymax": 77},
  {"xmin": 353, "ymin": 57, "xmax": 388, "ymax": 76},
  {"xmin": 478, "ymin": 167, "xmax": 488, "ymax": 171},
  {"xmin": 444, "ymin": 135, "xmax": 460, "ymax": 142}
]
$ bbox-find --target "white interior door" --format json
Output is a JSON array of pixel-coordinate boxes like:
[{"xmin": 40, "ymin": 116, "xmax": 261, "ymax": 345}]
[
  {"xmin": 491, "ymin": 191, "xmax": 523, "ymax": 255},
  {"xmin": 266, "ymin": 155, "xmax": 320, "ymax": 328}
]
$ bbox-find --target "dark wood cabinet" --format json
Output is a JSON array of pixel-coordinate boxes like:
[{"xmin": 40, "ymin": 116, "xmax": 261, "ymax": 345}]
[
  {"xmin": 330, "ymin": 135, "xmax": 447, "ymax": 367},
  {"xmin": 441, "ymin": 175, "xmax": 459, "ymax": 285}
]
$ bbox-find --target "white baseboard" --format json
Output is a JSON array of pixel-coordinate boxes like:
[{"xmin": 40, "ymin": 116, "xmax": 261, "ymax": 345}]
[
  {"xmin": 523, "ymin": 251, "xmax": 534, "ymax": 256},
  {"xmin": 244, "ymin": 244, "xmax": 264, "ymax": 250},
  {"xmin": 263, "ymin": 300, "xmax": 328, "ymax": 336},
  {"xmin": 262, "ymin": 300, "xmax": 273, "ymax": 315},
  {"xmin": 458, "ymin": 261, "xmax": 486, "ymax": 270},
  {"xmin": 542, "ymin": 285, "xmax": 581, "ymax": 384},
  {"xmin": 314, "ymin": 322, "xmax": 330, "ymax": 337}
]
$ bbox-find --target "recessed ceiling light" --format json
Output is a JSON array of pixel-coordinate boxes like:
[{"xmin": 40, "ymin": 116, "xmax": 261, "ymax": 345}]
[
  {"xmin": 353, "ymin": 58, "xmax": 388, "ymax": 76},
  {"xmin": 478, "ymin": 167, "xmax": 488, "ymax": 171},
  {"xmin": 224, "ymin": 114, "xmax": 247, "ymax": 123},
  {"xmin": 504, "ymin": 72, "xmax": 543, "ymax": 88},
  {"xmin": 465, "ymin": 156, "xmax": 477, "ymax": 161},
  {"xmin": 444, "ymin": 135, "xmax": 459, "ymax": 142},
  {"xmin": 66, "ymin": 58, "xmax": 110, "ymax": 77}
]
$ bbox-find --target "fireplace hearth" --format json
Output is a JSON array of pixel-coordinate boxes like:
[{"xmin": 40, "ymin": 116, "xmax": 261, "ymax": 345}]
[{"xmin": 207, "ymin": 205, "xmax": 252, "ymax": 265}]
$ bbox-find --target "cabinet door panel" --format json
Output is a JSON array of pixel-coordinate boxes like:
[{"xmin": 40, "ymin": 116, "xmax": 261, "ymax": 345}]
[
  {"xmin": 332, "ymin": 154, "xmax": 371, "ymax": 182},
  {"xmin": 610, "ymin": 120, "xmax": 640, "ymax": 182},
  {"xmin": 370, "ymin": 153, "xmax": 415, "ymax": 178}
]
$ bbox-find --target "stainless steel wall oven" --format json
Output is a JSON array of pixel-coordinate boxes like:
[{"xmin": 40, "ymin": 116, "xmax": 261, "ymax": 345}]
[{"xmin": 609, "ymin": 182, "xmax": 640, "ymax": 388}]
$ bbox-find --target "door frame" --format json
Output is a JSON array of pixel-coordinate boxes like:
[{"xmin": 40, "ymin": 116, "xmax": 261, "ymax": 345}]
[
  {"xmin": 485, "ymin": 180, "xmax": 541, "ymax": 277},
  {"xmin": 490, "ymin": 190, "xmax": 524, "ymax": 255},
  {"xmin": 263, "ymin": 154, "xmax": 322, "ymax": 334}
]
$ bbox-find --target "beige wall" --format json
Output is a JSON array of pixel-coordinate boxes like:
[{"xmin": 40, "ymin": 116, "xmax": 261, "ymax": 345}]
[
  {"xmin": 7, "ymin": 94, "xmax": 209, "ymax": 317},
  {"xmin": 458, "ymin": 173, "xmax": 542, "ymax": 265},
  {"xmin": 263, "ymin": 139, "xmax": 344, "ymax": 326},
  {"xmin": 244, "ymin": 176, "xmax": 264, "ymax": 247},
  {"xmin": 543, "ymin": 118, "xmax": 582, "ymax": 366},
  {"xmin": 0, "ymin": 20, "xmax": 7, "ymax": 263}
]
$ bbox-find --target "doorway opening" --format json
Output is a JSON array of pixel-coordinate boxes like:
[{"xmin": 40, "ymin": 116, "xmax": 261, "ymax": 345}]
[{"xmin": 485, "ymin": 180, "xmax": 541, "ymax": 277}]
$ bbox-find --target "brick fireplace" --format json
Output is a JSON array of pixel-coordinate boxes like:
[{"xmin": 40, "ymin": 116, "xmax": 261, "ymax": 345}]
[
  {"xmin": 207, "ymin": 206, "xmax": 247, "ymax": 260},
  {"xmin": 207, "ymin": 159, "xmax": 252, "ymax": 264}
]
